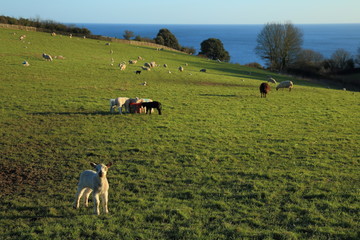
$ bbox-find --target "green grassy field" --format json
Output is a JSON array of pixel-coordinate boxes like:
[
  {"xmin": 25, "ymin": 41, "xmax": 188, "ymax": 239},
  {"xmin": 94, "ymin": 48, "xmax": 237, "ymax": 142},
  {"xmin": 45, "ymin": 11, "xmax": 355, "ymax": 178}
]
[{"xmin": 0, "ymin": 27, "xmax": 359, "ymax": 239}]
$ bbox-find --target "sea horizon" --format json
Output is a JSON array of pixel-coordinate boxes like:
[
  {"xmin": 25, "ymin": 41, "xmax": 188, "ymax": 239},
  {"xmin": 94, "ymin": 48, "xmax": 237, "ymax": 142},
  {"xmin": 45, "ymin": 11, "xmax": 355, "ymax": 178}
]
[{"xmin": 71, "ymin": 23, "xmax": 360, "ymax": 65}]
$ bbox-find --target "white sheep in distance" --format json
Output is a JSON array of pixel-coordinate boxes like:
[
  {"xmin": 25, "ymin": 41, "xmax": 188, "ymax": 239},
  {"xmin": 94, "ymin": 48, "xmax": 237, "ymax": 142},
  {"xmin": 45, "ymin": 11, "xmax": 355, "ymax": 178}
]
[
  {"xmin": 19, "ymin": 35, "xmax": 26, "ymax": 40},
  {"xmin": 42, "ymin": 53, "xmax": 53, "ymax": 61},
  {"xmin": 119, "ymin": 63, "xmax": 126, "ymax": 71},
  {"xmin": 73, "ymin": 162, "xmax": 112, "ymax": 215},
  {"xmin": 276, "ymin": 81, "xmax": 294, "ymax": 91},
  {"xmin": 179, "ymin": 66, "xmax": 184, "ymax": 72},
  {"xmin": 129, "ymin": 60, "xmax": 137, "ymax": 64},
  {"xmin": 150, "ymin": 61, "xmax": 156, "ymax": 68},
  {"xmin": 267, "ymin": 76, "xmax": 277, "ymax": 84},
  {"xmin": 110, "ymin": 97, "xmax": 129, "ymax": 113}
]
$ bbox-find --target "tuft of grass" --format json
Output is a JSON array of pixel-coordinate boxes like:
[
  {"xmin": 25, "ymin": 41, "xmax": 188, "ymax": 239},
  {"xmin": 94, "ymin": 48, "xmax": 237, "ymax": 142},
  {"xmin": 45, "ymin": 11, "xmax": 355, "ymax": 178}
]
[{"xmin": 0, "ymin": 27, "xmax": 359, "ymax": 239}]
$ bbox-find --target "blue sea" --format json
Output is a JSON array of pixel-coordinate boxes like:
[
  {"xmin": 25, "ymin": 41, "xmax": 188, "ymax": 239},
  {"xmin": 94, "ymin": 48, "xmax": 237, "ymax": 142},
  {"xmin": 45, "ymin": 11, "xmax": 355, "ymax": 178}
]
[{"xmin": 74, "ymin": 23, "xmax": 360, "ymax": 65}]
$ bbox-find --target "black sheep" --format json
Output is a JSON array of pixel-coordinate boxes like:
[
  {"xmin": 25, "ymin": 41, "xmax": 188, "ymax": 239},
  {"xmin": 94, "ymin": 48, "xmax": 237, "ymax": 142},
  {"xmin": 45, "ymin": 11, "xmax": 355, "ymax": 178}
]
[
  {"xmin": 259, "ymin": 82, "xmax": 271, "ymax": 98},
  {"xmin": 141, "ymin": 101, "xmax": 162, "ymax": 115}
]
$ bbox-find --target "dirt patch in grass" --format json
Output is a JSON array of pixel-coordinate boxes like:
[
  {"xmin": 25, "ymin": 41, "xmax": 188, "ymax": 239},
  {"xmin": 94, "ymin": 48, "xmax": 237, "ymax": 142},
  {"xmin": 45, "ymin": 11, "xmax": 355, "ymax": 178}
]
[{"xmin": 0, "ymin": 163, "xmax": 56, "ymax": 197}]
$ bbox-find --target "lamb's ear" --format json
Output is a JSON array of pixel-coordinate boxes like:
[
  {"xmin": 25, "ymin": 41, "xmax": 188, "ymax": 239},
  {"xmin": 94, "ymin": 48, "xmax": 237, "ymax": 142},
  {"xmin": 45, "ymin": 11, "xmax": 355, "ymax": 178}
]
[
  {"xmin": 90, "ymin": 162, "xmax": 97, "ymax": 168},
  {"xmin": 106, "ymin": 162, "xmax": 113, "ymax": 168}
]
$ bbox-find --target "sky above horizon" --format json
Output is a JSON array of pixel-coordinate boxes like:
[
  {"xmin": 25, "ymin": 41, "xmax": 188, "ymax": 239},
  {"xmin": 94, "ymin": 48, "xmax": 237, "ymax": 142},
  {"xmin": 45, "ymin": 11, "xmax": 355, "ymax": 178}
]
[{"xmin": 2, "ymin": 0, "xmax": 360, "ymax": 25}]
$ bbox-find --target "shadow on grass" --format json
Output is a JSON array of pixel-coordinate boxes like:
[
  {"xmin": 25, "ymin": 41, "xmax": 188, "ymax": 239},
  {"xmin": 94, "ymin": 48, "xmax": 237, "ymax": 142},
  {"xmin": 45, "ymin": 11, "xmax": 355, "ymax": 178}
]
[
  {"xmin": 29, "ymin": 111, "xmax": 123, "ymax": 116},
  {"xmin": 0, "ymin": 205, "xmax": 98, "ymax": 220},
  {"xmin": 199, "ymin": 94, "xmax": 237, "ymax": 97}
]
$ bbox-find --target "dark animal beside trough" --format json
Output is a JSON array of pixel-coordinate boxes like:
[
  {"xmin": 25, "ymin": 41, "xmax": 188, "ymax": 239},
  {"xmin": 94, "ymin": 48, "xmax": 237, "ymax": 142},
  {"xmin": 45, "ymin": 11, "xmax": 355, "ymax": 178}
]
[
  {"xmin": 259, "ymin": 82, "xmax": 271, "ymax": 98},
  {"xmin": 141, "ymin": 101, "xmax": 162, "ymax": 115}
]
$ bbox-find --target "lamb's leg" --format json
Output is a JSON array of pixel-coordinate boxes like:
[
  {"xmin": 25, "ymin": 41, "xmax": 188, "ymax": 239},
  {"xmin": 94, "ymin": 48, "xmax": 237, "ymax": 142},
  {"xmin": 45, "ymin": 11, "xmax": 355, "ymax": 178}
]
[
  {"xmin": 118, "ymin": 106, "xmax": 122, "ymax": 114},
  {"xmin": 73, "ymin": 187, "xmax": 86, "ymax": 209},
  {"xmin": 93, "ymin": 192, "xmax": 101, "ymax": 215},
  {"xmin": 83, "ymin": 188, "xmax": 92, "ymax": 207},
  {"xmin": 101, "ymin": 192, "xmax": 109, "ymax": 214}
]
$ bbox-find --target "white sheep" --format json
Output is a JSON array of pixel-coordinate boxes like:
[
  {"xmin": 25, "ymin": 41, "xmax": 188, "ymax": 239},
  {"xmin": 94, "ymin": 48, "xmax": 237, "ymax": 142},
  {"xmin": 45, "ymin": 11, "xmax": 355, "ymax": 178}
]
[
  {"xmin": 22, "ymin": 61, "xmax": 30, "ymax": 67},
  {"xmin": 119, "ymin": 63, "xmax": 126, "ymax": 71},
  {"xmin": 73, "ymin": 162, "xmax": 112, "ymax": 215},
  {"xmin": 267, "ymin": 77, "xmax": 277, "ymax": 84},
  {"xmin": 19, "ymin": 35, "xmax": 26, "ymax": 40},
  {"xmin": 144, "ymin": 62, "xmax": 152, "ymax": 68},
  {"xmin": 42, "ymin": 53, "xmax": 53, "ymax": 61},
  {"xmin": 129, "ymin": 60, "xmax": 137, "ymax": 64},
  {"xmin": 110, "ymin": 97, "xmax": 130, "ymax": 113},
  {"xmin": 178, "ymin": 66, "xmax": 184, "ymax": 72},
  {"xmin": 150, "ymin": 61, "xmax": 156, "ymax": 68},
  {"xmin": 276, "ymin": 81, "xmax": 294, "ymax": 91}
]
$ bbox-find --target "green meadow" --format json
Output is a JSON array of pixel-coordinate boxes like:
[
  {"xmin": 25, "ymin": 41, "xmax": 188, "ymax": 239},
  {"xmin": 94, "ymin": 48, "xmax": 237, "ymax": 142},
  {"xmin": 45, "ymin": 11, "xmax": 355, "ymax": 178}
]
[{"xmin": 0, "ymin": 27, "xmax": 359, "ymax": 239}]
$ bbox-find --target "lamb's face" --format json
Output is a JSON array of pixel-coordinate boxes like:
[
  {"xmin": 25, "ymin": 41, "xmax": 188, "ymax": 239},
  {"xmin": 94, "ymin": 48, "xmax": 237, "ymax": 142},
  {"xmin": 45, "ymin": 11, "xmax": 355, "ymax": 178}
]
[{"xmin": 95, "ymin": 164, "xmax": 108, "ymax": 178}]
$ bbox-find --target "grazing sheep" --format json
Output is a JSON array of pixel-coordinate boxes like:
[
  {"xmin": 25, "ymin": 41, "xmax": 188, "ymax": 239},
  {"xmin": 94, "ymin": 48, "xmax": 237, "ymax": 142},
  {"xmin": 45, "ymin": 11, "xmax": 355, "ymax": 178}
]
[
  {"xmin": 140, "ymin": 81, "xmax": 147, "ymax": 86},
  {"xmin": 141, "ymin": 101, "xmax": 162, "ymax": 115},
  {"xmin": 69, "ymin": 34, "xmax": 72, "ymax": 38},
  {"xmin": 129, "ymin": 60, "xmax": 137, "ymax": 64},
  {"xmin": 135, "ymin": 70, "xmax": 142, "ymax": 74},
  {"xmin": 105, "ymin": 42, "xmax": 110, "ymax": 46},
  {"xmin": 22, "ymin": 61, "xmax": 30, "ymax": 66},
  {"xmin": 54, "ymin": 55, "xmax": 65, "ymax": 60},
  {"xmin": 51, "ymin": 32, "xmax": 56, "ymax": 36},
  {"xmin": 119, "ymin": 63, "xmax": 126, "ymax": 71},
  {"xmin": 144, "ymin": 62, "xmax": 151, "ymax": 68},
  {"xmin": 150, "ymin": 61, "xmax": 156, "ymax": 68},
  {"xmin": 110, "ymin": 97, "xmax": 129, "ymax": 113},
  {"xmin": 276, "ymin": 81, "xmax": 293, "ymax": 91},
  {"xmin": 42, "ymin": 53, "xmax": 53, "ymax": 61},
  {"xmin": 163, "ymin": 64, "xmax": 168, "ymax": 68},
  {"xmin": 142, "ymin": 66, "xmax": 151, "ymax": 71},
  {"xmin": 267, "ymin": 76, "xmax": 277, "ymax": 84},
  {"xmin": 128, "ymin": 97, "xmax": 141, "ymax": 113},
  {"xmin": 19, "ymin": 35, "xmax": 26, "ymax": 40},
  {"xmin": 73, "ymin": 162, "xmax": 112, "ymax": 215},
  {"xmin": 259, "ymin": 82, "xmax": 271, "ymax": 98},
  {"xmin": 138, "ymin": 56, "xmax": 143, "ymax": 60},
  {"xmin": 178, "ymin": 66, "xmax": 184, "ymax": 72},
  {"xmin": 200, "ymin": 69, "xmax": 207, "ymax": 72}
]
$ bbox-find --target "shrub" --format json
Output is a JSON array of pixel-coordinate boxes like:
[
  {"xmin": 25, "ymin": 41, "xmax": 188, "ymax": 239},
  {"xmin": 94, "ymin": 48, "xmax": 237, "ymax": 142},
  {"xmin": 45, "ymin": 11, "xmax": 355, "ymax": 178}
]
[
  {"xmin": 154, "ymin": 28, "xmax": 181, "ymax": 50},
  {"xmin": 199, "ymin": 38, "xmax": 230, "ymax": 62}
]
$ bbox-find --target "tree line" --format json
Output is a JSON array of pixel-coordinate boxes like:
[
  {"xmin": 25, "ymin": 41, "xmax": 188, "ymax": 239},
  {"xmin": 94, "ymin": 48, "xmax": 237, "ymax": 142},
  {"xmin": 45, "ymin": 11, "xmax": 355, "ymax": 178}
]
[
  {"xmin": 255, "ymin": 22, "xmax": 360, "ymax": 87},
  {"xmin": 123, "ymin": 28, "xmax": 230, "ymax": 62},
  {"xmin": 0, "ymin": 15, "xmax": 91, "ymax": 36}
]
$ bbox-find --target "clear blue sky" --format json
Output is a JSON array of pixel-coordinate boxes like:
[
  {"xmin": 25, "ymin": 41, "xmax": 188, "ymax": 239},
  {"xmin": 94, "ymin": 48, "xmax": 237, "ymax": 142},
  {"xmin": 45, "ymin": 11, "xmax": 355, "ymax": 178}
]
[{"xmin": 2, "ymin": 0, "xmax": 360, "ymax": 24}]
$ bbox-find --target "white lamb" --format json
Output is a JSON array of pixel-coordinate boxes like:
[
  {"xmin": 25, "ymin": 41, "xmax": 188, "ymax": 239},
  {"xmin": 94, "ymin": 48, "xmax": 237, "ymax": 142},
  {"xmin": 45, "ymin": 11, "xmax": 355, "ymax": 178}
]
[
  {"xmin": 42, "ymin": 53, "xmax": 53, "ymax": 61},
  {"xmin": 179, "ymin": 66, "xmax": 184, "ymax": 72},
  {"xmin": 110, "ymin": 97, "xmax": 130, "ymax": 113},
  {"xmin": 267, "ymin": 77, "xmax": 277, "ymax": 84},
  {"xmin": 73, "ymin": 162, "xmax": 112, "ymax": 215},
  {"xmin": 119, "ymin": 63, "xmax": 126, "ymax": 71},
  {"xmin": 276, "ymin": 81, "xmax": 294, "ymax": 91}
]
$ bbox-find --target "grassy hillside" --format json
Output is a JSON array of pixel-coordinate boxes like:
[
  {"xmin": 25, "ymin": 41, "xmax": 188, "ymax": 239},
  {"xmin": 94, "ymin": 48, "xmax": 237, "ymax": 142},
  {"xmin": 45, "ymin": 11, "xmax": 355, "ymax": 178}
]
[{"xmin": 0, "ymin": 27, "xmax": 359, "ymax": 239}]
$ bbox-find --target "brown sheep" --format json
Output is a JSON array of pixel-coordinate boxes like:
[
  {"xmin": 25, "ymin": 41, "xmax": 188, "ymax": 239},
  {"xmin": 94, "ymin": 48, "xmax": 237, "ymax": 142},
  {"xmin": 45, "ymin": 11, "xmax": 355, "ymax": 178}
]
[{"xmin": 259, "ymin": 82, "xmax": 271, "ymax": 98}]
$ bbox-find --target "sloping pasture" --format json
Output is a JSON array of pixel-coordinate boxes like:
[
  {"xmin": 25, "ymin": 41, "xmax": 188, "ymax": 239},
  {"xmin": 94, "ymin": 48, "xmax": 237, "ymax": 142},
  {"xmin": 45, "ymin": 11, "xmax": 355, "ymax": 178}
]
[{"xmin": 0, "ymin": 28, "xmax": 359, "ymax": 239}]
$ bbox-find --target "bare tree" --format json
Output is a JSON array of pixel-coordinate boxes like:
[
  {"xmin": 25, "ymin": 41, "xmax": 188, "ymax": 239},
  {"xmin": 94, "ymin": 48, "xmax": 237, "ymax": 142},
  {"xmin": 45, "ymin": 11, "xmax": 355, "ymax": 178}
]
[
  {"xmin": 355, "ymin": 47, "xmax": 360, "ymax": 67},
  {"xmin": 330, "ymin": 48, "xmax": 354, "ymax": 71},
  {"xmin": 295, "ymin": 49, "xmax": 324, "ymax": 66},
  {"xmin": 255, "ymin": 22, "xmax": 303, "ymax": 71}
]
